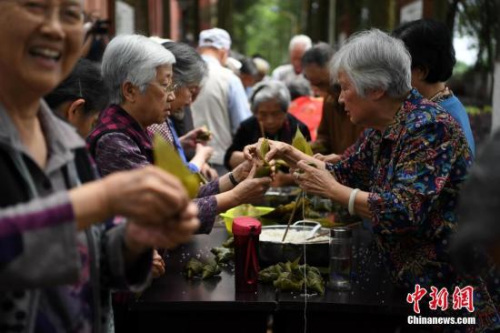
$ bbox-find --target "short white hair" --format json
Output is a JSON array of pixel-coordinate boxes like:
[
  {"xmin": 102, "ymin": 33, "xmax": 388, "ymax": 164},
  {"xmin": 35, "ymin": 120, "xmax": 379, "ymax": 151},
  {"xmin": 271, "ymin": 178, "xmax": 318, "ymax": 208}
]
[
  {"xmin": 330, "ymin": 29, "xmax": 411, "ymax": 98},
  {"xmin": 250, "ymin": 80, "xmax": 291, "ymax": 114},
  {"xmin": 289, "ymin": 35, "xmax": 312, "ymax": 52},
  {"xmin": 102, "ymin": 34, "xmax": 176, "ymax": 104}
]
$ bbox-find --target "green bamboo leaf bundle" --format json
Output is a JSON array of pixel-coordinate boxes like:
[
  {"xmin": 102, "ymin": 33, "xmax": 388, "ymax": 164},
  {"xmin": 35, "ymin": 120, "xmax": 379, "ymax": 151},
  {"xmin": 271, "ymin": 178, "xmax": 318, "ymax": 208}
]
[
  {"xmin": 292, "ymin": 127, "xmax": 313, "ymax": 156},
  {"xmin": 153, "ymin": 134, "xmax": 200, "ymax": 199}
]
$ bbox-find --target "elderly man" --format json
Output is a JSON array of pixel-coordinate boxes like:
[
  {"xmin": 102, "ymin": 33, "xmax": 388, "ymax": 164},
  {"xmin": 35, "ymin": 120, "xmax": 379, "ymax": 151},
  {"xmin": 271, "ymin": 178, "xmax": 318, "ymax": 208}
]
[
  {"xmin": 191, "ymin": 28, "xmax": 251, "ymax": 175},
  {"xmin": 302, "ymin": 42, "xmax": 363, "ymax": 160},
  {"xmin": 272, "ymin": 34, "xmax": 312, "ymax": 85}
]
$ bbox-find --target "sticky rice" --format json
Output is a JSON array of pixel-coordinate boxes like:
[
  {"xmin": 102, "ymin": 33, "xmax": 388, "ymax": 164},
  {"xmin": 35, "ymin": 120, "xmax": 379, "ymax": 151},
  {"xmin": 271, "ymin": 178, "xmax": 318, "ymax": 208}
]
[{"xmin": 260, "ymin": 229, "xmax": 329, "ymax": 244}]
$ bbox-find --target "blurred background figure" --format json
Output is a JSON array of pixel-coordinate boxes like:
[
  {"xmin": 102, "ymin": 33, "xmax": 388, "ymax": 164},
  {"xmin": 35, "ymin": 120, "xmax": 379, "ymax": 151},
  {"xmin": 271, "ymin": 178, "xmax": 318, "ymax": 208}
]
[
  {"xmin": 287, "ymin": 80, "xmax": 323, "ymax": 141},
  {"xmin": 81, "ymin": 10, "xmax": 110, "ymax": 63},
  {"xmin": 272, "ymin": 34, "xmax": 312, "ymax": 86},
  {"xmin": 301, "ymin": 42, "xmax": 363, "ymax": 160},
  {"xmin": 238, "ymin": 57, "xmax": 259, "ymax": 98},
  {"xmin": 252, "ymin": 55, "xmax": 271, "ymax": 83},
  {"xmin": 45, "ymin": 58, "xmax": 109, "ymax": 138},
  {"xmin": 392, "ymin": 19, "xmax": 475, "ymax": 156},
  {"xmin": 452, "ymin": 129, "xmax": 500, "ymax": 307},
  {"xmin": 192, "ymin": 28, "xmax": 252, "ymax": 176}
]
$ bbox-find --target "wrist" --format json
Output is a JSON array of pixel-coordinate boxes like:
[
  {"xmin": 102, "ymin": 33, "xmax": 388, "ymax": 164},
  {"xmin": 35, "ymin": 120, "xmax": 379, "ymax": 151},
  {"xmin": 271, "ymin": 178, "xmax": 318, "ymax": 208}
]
[
  {"xmin": 348, "ymin": 188, "xmax": 360, "ymax": 216},
  {"xmin": 228, "ymin": 172, "xmax": 239, "ymax": 186}
]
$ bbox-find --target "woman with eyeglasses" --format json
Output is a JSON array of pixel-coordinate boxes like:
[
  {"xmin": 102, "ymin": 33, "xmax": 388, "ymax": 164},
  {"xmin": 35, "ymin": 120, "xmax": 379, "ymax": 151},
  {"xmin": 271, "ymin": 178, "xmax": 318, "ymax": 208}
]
[
  {"xmin": 0, "ymin": 1, "xmax": 199, "ymax": 331},
  {"xmin": 87, "ymin": 37, "xmax": 272, "ymax": 262}
]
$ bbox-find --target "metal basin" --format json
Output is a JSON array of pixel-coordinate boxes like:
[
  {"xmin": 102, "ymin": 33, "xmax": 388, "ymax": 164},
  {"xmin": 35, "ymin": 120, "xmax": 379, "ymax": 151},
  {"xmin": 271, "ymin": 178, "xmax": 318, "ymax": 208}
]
[{"xmin": 259, "ymin": 221, "xmax": 329, "ymax": 267}]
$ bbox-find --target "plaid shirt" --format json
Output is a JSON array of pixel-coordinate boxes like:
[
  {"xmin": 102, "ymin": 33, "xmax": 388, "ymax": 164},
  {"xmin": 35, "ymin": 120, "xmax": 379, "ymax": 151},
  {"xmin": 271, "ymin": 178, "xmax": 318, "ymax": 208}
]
[{"xmin": 87, "ymin": 104, "xmax": 154, "ymax": 163}]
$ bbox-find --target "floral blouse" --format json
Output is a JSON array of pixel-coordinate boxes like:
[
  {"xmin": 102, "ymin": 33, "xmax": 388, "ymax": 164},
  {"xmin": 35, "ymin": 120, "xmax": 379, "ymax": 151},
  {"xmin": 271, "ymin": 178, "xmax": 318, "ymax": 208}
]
[
  {"xmin": 328, "ymin": 89, "xmax": 472, "ymax": 285},
  {"xmin": 328, "ymin": 90, "xmax": 500, "ymax": 330}
]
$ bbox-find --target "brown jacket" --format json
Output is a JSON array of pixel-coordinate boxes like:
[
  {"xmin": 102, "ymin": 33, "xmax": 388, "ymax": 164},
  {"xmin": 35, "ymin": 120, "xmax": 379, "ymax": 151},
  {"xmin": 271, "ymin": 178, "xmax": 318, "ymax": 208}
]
[{"xmin": 315, "ymin": 88, "xmax": 364, "ymax": 154}]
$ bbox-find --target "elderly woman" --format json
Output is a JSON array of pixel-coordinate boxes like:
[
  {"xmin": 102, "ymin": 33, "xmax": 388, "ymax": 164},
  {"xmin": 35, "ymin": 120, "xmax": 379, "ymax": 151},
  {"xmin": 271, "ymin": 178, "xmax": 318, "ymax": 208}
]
[
  {"xmin": 149, "ymin": 41, "xmax": 216, "ymax": 179},
  {"xmin": 0, "ymin": 2, "xmax": 198, "ymax": 331},
  {"xmin": 392, "ymin": 19, "xmax": 475, "ymax": 155},
  {"xmin": 245, "ymin": 30, "xmax": 499, "ymax": 329},
  {"xmin": 224, "ymin": 80, "xmax": 311, "ymax": 171},
  {"xmin": 87, "ymin": 36, "xmax": 271, "ymax": 239}
]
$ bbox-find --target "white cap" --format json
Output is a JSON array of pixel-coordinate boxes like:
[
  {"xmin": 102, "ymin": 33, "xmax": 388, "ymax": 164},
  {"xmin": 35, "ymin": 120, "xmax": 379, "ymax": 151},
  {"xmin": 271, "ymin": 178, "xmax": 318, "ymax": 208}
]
[
  {"xmin": 149, "ymin": 36, "xmax": 171, "ymax": 45},
  {"xmin": 198, "ymin": 28, "xmax": 231, "ymax": 50}
]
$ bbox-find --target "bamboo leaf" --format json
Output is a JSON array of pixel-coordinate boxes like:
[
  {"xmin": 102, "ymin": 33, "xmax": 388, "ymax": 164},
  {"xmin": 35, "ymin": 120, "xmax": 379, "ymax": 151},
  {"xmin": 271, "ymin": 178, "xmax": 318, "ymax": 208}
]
[
  {"xmin": 153, "ymin": 134, "xmax": 200, "ymax": 198},
  {"xmin": 292, "ymin": 127, "xmax": 313, "ymax": 156},
  {"xmin": 259, "ymin": 138, "xmax": 270, "ymax": 161}
]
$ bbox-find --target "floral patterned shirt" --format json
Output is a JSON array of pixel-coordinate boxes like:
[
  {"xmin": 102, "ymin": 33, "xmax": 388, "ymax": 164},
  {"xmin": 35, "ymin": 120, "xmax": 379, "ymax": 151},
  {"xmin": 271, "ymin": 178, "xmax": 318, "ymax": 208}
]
[
  {"xmin": 328, "ymin": 89, "xmax": 472, "ymax": 286},
  {"xmin": 327, "ymin": 90, "xmax": 500, "ymax": 331}
]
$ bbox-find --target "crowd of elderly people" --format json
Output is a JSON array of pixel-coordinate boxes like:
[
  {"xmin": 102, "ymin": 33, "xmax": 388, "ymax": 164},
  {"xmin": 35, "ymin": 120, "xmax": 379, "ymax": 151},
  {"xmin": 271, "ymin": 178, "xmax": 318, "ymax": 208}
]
[{"xmin": 0, "ymin": 0, "xmax": 497, "ymax": 330}]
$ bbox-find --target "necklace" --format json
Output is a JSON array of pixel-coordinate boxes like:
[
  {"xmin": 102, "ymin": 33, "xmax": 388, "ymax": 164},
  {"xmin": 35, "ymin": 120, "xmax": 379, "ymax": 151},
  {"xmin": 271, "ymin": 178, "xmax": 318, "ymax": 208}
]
[{"xmin": 428, "ymin": 86, "xmax": 450, "ymax": 102}]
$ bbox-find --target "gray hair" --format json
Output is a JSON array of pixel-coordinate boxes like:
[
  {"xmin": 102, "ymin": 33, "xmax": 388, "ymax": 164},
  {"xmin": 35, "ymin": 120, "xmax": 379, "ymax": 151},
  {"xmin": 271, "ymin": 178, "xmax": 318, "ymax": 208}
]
[
  {"xmin": 330, "ymin": 29, "xmax": 411, "ymax": 98},
  {"xmin": 289, "ymin": 35, "xmax": 312, "ymax": 52},
  {"xmin": 250, "ymin": 80, "xmax": 291, "ymax": 114},
  {"xmin": 162, "ymin": 41, "xmax": 207, "ymax": 87},
  {"xmin": 102, "ymin": 34, "xmax": 176, "ymax": 104}
]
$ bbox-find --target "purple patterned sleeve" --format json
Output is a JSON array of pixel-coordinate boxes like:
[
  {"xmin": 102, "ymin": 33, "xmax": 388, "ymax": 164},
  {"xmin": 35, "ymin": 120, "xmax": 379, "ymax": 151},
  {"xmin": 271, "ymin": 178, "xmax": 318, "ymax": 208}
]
[
  {"xmin": 0, "ymin": 192, "xmax": 80, "ymax": 287},
  {"xmin": 94, "ymin": 133, "xmax": 150, "ymax": 176},
  {"xmin": 197, "ymin": 179, "xmax": 220, "ymax": 197},
  {"xmin": 193, "ymin": 195, "xmax": 218, "ymax": 234}
]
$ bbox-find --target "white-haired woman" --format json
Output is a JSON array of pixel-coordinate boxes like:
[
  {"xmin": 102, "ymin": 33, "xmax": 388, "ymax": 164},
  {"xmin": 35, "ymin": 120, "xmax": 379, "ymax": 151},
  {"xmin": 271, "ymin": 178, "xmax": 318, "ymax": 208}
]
[
  {"xmin": 87, "ymin": 36, "xmax": 271, "ymax": 255},
  {"xmin": 225, "ymin": 80, "xmax": 310, "ymax": 169},
  {"xmin": 0, "ymin": 2, "xmax": 198, "ymax": 331},
  {"xmin": 245, "ymin": 29, "xmax": 499, "ymax": 329},
  {"xmin": 149, "ymin": 41, "xmax": 216, "ymax": 179}
]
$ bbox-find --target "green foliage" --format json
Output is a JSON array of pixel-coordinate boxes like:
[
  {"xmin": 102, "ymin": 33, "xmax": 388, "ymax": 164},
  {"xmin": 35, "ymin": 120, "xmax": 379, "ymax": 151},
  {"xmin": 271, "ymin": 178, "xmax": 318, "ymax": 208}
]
[
  {"xmin": 453, "ymin": 60, "xmax": 472, "ymax": 77},
  {"xmin": 456, "ymin": 0, "xmax": 500, "ymax": 71},
  {"xmin": 465, "ymin": 105, "xmax": 492, "ymax": 115},
  {"xmin": 232, "ymin": 0, "xmax": 302, "ymax": 69}
]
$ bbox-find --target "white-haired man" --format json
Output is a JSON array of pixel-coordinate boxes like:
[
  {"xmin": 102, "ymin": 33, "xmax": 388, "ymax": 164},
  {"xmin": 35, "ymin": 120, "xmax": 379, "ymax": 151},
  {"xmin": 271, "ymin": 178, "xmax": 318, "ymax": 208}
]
[
  {"xmin": 191, "ymin": 28, "xmax": 251, "ymax": 175},
  {"xmin": 272, "ymin": 34, "xmax": 312, "ymax": 85}
]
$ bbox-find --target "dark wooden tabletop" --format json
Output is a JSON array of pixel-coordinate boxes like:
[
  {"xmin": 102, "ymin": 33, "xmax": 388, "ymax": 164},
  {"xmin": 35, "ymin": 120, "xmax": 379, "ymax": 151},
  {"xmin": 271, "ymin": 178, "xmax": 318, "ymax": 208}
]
[
  {"xmin": 132, "ymin": 224, "xmax": 277, "ymax": 313},
  {"xmin": 133, "ymin": 223, "xmax": 409, "ymax": 315}
]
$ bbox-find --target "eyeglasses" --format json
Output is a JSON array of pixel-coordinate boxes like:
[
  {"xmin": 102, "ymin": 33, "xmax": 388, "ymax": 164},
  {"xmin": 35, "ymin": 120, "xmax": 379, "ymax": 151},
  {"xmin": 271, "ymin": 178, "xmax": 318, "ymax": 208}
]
[
  {"xmin": 11, "ymin": 0, "xmax": 84, "ymax": 26},
  {"xmin": 156, "ymin": 82, "xmax": 178, "ymax": 94}
]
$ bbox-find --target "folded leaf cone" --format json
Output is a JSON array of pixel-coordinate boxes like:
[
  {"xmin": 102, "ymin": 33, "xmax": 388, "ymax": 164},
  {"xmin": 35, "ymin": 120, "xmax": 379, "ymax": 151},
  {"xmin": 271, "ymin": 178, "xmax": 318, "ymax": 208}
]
[
  {"xmin": 153, "ymin": 134, "xmax": 200, "ymax": 198},
  {"xmin": 292, "ymin": 127, "xmax": 313, "ymax": 156}
]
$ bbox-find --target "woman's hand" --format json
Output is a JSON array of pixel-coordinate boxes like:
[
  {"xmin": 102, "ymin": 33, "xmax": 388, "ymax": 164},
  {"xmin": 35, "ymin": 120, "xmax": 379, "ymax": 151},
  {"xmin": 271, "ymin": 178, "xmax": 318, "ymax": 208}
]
[
  {"xmin": 231, "ymin": 165, "xmax": 272, "ymax": 204},
  {"xmin": 243, "ymin": 138, "xmax": 315, "ymax": 169},
  {"xmin": 69, "ymin": 166, "xmax": 191, "ymax": 230},
  {"xmin": 180, "ymin": 127, "xmax": 205, "ymax": 150},
  {"xmin": 124, "ymin": 201, "xmax": 200, "ymax": 250},
  {"xmin": 179, "ymin": 126, "xmax": 210, "ymax": 149},
  {"xmin": 294, "ymin": 160, "xmax": 338, "ymax": 198},
  {"xmin": 314, "ymin": 153, "xmax": 341, "ymax": 164},
  {"xmin": 195, "ymin": 143, "xmax": 213, "ymax": 161},
  {"xmin": 200, "ymin": 163, "xmax": 218, "ymax": 181},
  {"xmin": 190, "ymin": 144, "xmax": 213, "ymax": 169},
  {"xmin": 231, "ymin": 159, "xmax": 253, "ymax": 182},
  {"xmin": 101, "ymin": 166, "xmax": 189, "ymax": 225},
  {"xmin": 151, "ymin": 249, "xmax": 166, "ymax": 278}
]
